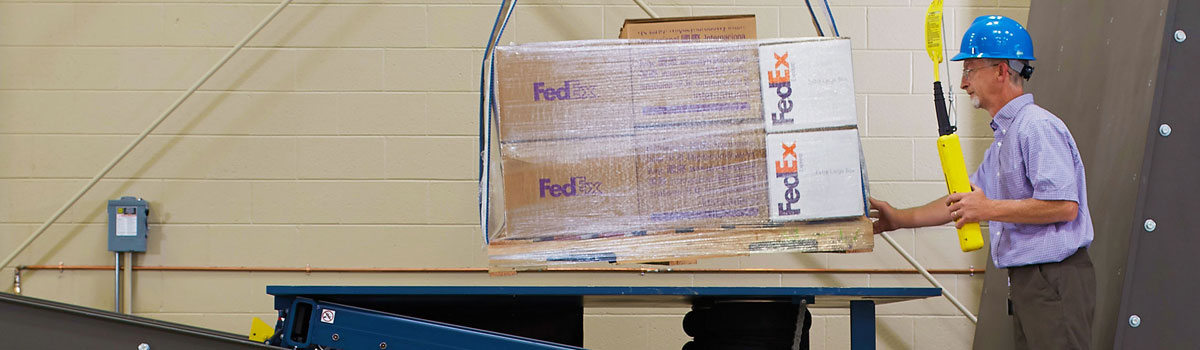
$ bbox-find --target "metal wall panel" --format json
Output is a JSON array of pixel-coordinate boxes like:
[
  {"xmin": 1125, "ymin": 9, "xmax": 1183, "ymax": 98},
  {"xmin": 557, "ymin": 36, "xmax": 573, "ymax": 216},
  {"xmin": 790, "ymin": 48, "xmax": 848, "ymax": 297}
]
[
  {"xmin": 1115, "ymin": 0, "xmax": 1200, "ymax": 348},
  {"xmin": 0, "ymin": 293, "xmax": 276, "ymax": 350},
  {"xmin": 975, "ymin": 1, "xmax": 1171, "ymax": 349}
]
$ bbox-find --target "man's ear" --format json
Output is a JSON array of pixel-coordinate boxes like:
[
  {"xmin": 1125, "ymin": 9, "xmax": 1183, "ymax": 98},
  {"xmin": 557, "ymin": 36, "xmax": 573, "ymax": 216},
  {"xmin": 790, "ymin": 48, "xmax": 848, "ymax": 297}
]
[{"xmin": 996, "ymin": 62, "xmax": 1011, "ymax": 81}]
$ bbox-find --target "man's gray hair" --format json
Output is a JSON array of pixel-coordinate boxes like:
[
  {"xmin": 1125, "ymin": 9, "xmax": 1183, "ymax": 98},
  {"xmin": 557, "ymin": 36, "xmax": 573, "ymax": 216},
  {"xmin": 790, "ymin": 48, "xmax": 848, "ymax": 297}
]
[
  {"xmin": 1006, "ymin": 59, "xmax": 1030, "ymax": 86},
  {"xmin": 975, "ymin": 58, "xmax": 1031, "ymax": 86}
]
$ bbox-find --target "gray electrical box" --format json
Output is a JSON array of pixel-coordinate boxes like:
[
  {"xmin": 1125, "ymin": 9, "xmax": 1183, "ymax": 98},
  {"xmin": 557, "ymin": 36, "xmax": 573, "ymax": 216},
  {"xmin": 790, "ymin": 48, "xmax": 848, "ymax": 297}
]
[{"xmin": 107, "ymin": 196, "xmax": 148, "ymax": 253}]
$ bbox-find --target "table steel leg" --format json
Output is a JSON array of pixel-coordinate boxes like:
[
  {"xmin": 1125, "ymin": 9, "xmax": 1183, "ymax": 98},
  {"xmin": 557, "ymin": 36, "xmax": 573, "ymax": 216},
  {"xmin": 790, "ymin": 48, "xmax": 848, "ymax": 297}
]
[{"xmin": 850, "ymin": 300, "xmax": 875, "ymax": 350}]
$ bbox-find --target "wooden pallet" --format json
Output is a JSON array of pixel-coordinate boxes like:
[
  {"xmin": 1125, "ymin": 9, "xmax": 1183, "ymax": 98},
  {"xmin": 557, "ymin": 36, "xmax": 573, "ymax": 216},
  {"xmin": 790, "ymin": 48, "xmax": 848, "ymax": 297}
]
[{"xmin": 488, "ymin": 216, "xmax": 873, "ymax": 273}]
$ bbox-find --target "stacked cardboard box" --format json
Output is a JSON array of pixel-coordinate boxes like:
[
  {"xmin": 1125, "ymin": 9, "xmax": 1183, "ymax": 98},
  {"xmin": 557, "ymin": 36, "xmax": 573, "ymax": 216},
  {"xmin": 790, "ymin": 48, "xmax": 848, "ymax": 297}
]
[
  {"xmin": 496, "ymin": 40, "xmax": 769, "ymax": 239},
  {"xmin": 490, "ymin": 38, "xmax": 871, "ymax": 265},
  {"xmin": 756, "ymin": 39, "xmax": 866, "ymax": 222}
]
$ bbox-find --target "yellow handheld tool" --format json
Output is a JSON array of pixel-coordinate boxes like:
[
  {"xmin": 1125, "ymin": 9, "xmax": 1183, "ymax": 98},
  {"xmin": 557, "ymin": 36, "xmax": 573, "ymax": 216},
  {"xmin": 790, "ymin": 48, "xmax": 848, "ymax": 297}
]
[{"xmin": 925, "ymin": 0, "xmax": 983, "ymax": 252}]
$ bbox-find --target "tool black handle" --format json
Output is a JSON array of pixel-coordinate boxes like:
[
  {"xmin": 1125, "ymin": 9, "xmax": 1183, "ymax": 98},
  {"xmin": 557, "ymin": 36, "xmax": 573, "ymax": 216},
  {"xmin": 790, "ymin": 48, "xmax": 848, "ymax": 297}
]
[{"xmin": 934, "ymin": 81, "xmax": 955, "ymax": 136}]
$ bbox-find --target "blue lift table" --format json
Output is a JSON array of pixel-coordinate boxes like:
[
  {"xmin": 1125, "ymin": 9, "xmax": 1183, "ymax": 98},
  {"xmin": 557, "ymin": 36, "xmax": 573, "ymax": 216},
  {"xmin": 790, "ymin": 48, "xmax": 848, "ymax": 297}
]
[{"xmin": 267, "ymin": 285, "xmax": 941, "ymax": 350}]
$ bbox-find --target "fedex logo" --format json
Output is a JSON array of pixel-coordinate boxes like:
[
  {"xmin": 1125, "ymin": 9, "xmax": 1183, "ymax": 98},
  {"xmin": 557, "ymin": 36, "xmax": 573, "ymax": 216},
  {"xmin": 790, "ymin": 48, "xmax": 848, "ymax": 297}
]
[
  {"xmin": 533, "ymin": 80, "xmax": 597, "ymax": 102},
  {"xmin": 774, "ymin": 141, "xmax": 802, "ymax": 216},
  {"xmin": 539, "ymin": 177, "xmax": 603, "ymax": 198},
  {"xmin": 767, "ymin": 51, "xmax": 795, "ymax": 126}
]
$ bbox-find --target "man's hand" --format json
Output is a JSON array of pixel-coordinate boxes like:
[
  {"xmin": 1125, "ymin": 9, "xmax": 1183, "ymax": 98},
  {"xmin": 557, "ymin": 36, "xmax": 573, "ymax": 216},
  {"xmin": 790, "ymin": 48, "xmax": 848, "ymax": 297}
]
[
  {"xmin": 946, "ymin": 184, "xmax": 991, "ymax": 229},
  {"xmin": 868, "ymin": 197, "xmax": 901, "ymax": 234}
]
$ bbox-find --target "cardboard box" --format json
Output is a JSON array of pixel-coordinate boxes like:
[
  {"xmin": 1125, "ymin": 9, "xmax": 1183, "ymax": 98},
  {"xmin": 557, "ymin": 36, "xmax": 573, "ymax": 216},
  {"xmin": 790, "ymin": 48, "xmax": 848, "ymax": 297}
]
[
  {"xmin": 766, "ymin": 128, "xmax": 867, "ymax": 221},
  {"xmin": 631, "ymin": 42, "xmax": 762, "ymax": 130},
  {"xmin": 500, "ymin": 136, "xmax": 640, "ymax": 240},
  {"xmin": 496, "ymin": 41, "xmax": 764, "ymax": 143},
  {"xmin": 636, "ymin": 127, "xmax": 768, "ymax": 228},
  {"xmin": 758, "ymin": 39, "xmax": 857, "ymax": 133},
  {"xmin": 496, "ymin": 38, "xmax": 856, "ymax": 142},
  {"xmin": 494, "ymin": 38, "xmax": 865, "ymax": 240},
  {"xmin": 500, "ymin": 127, "xmax": 770, "ymax": 239},
  {"xmin": 495, "ymin": 44, "xmax": 636, "ymax": 143},
  {"xmin": 619, "ymin": 15, "xmax": 756, "ymax": 40}
]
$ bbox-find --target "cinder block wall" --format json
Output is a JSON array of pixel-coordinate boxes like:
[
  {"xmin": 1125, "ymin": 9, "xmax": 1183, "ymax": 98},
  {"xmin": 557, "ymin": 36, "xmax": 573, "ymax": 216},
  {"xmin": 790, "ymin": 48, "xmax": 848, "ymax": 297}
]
[{"xmin": 0, "ymin": 0, "xmax": 1027, "ymax": 349}]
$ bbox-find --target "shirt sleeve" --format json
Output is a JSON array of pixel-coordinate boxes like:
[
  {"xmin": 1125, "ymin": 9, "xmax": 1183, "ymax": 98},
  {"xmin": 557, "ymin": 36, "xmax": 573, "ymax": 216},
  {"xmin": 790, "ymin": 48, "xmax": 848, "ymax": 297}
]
[
  {"xmin": 969, "ymin": 143, "xmax": 990, "ymax": 192},
  {"xmin": 969, "ymin": 161, "xmax": 984, "ymax": 189},
  {"xmin": 1020, "ymin": 119, "xmax": 1080, "ymax": 203}
]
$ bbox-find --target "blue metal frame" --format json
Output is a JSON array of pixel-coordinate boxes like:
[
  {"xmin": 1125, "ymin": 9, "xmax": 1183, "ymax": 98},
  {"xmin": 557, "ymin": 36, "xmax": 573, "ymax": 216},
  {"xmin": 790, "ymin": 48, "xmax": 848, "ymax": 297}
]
[
  {"xmin": 268, "ymin": 285, "xmax": 939, "ymax": 300},
  {"xmin": 269, "ymin": 286, "xmax": 941, "ymax": 349},
  {"xmin": 277, "ymin": 297, "xmax": 584, "ymax": 349},
  {"xmin": 851, "ymin": 300, "xmax": 876, "ymax": 350}
]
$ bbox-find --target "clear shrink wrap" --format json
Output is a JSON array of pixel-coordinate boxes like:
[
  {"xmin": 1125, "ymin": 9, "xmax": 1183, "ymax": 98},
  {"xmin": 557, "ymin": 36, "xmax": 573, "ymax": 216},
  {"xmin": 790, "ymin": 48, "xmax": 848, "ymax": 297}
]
[{"xmin": 486, "ymin": 38, "xmax": 872, "ymax": 268}]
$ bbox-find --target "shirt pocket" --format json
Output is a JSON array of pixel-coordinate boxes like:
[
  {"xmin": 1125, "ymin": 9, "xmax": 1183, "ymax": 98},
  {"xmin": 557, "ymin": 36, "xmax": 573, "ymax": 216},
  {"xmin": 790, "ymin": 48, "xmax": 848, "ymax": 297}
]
[{"xmin": 996, "ymin": 145, "xmax": 1028, "ymax": 199}]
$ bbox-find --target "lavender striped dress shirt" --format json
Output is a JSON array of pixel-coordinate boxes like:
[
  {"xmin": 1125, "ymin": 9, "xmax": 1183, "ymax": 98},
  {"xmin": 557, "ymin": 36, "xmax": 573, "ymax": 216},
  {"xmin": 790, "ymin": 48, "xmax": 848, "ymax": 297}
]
[{"xmin": 968, "ymin": 94, "xmax": 1094, "ymax": 269}]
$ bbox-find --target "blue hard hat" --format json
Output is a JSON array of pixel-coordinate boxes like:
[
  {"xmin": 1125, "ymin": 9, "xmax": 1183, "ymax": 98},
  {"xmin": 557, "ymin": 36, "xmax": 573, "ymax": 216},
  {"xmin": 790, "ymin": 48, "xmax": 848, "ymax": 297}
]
[{"xmin": 951, "ymin": 15, "xmax": 1036, "ymax": 61}]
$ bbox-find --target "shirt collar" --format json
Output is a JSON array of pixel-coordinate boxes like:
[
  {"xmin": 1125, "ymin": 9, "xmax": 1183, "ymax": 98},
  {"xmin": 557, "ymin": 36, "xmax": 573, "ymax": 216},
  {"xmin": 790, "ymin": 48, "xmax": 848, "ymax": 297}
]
[{"xmin": 990, "ymin": 93, "xmax": 1034, "ymax": 132}]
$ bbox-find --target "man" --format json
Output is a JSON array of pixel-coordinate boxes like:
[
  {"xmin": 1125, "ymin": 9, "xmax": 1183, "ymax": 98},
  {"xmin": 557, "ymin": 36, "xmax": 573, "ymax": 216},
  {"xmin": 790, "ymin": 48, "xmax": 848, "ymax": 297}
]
[{"xmin": 869, "ymin": 15, "xmax": 1096, "ymax": 349}]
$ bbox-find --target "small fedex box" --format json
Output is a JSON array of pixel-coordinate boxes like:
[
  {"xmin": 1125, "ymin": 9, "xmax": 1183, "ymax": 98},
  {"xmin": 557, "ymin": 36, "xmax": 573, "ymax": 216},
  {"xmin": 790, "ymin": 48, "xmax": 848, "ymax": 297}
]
[
  {"xmin": 758, "ymin": 39, "xmax": 857, "ymax": 133},
  {"xmin": 765, "ymin": 129, "xmax": 867, "ymax": 222}
]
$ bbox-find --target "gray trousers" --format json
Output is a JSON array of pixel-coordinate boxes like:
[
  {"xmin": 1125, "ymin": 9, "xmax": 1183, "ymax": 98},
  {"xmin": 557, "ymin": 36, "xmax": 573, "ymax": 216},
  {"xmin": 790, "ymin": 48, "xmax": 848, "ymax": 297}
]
[{"xmin": 1008, "ymin": 247, "xmax": 1096, "ymax": 350}]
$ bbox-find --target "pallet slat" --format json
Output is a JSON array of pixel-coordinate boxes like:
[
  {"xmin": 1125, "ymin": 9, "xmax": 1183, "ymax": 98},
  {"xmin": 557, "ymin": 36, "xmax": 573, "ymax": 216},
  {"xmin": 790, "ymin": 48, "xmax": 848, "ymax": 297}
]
[{"xmin": 489, "ymin": 217, "xmax": 873, "ymax": 269}]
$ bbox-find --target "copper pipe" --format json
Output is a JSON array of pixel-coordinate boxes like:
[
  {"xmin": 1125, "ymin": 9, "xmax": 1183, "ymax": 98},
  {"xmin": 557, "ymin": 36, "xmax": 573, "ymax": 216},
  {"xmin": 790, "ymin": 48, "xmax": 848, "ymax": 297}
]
[{"xmin": 16, "ymin": 265, "xmax": 983, "ymax": 275}]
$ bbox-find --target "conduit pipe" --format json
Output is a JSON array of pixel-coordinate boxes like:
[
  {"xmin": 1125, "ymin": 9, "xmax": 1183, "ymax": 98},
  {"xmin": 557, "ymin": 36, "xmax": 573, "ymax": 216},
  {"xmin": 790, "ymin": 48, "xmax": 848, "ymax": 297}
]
[
  {"xmin": 632, "ymin": 0, "xmax": 659, "ymax": 18},
  {"xmin": 114, "ymin": 253, "xmax": 121, "ymax": 313},
  {"xmin": 123, "ymin": 253, "xmax": 133, "ymax": 314},
  {"xmin": 880, "ymin": 232, "xmax": 979, "ymax": 324},
  {"xmin": 0, "ymin": 0, "xmax": 295, "ymax": 277}
]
